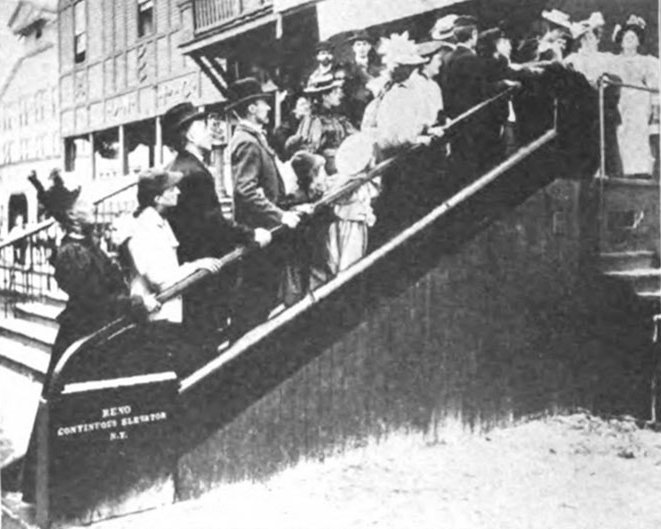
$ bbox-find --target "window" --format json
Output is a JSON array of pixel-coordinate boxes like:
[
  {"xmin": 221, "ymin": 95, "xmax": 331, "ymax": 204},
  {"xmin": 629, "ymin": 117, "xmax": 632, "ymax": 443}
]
[
  {"xmin": 137, "ymin": 0, "xmax": 154, "ymax": 38},
  {"xmin": 74, "ymin": 0, "xmax": 86, "ymax": 63}
]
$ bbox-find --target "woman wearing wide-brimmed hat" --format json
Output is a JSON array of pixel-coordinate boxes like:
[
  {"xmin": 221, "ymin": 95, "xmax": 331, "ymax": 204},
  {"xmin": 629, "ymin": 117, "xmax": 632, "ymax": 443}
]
[
  {"xmin": 563, "ymin": 12, "xmax": 616, "ymax": 86},
  {"xmin": 20, "ymin": 183, "xmax": 154, "ymax": 503},
  {"xmin": 295, "ymin": 73, "xmax": 357, "ymax": 175}
]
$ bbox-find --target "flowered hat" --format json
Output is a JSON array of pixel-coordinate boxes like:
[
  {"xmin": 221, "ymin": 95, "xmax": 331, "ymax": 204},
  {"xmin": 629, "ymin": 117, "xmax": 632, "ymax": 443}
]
[
  {"xmin": 613, "ymin": 14, "xmax": 646, "ymax": 46},
  {"xmin": 570, "ymin": 12, "xmax": 605, "ymax": 40},
  {"xmin": 380, "ymin": 32, "xmax": 427, "ymax": 68}
]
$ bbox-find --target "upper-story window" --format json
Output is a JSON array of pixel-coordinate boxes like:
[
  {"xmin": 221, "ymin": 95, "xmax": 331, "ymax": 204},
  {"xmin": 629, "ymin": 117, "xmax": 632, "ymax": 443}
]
[
  {"xmin": 138, "ymin": 0, "xmax": 154, "ymax": 38},
  {"xmin": 74, "ymin": 0, "xmax": 86, "ymax": 63}
]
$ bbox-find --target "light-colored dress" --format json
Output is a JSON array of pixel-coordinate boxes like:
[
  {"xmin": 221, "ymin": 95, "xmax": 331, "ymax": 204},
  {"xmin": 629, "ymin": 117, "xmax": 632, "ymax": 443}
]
[
  {"xmin": 127, "ymin": 207, "xmax": 196, "ymax": 322},
  {"xmin": 611, "ymin": 53, "xmax": 660, "ymax": 175},
  {"xmin": 309, "ymin": 172, "xmax": 380, "ymax": 290},
  {"xmin": 564, "ymin": 49, "xmax": 617, "ymax": 86},
  {"xmin": 411, "ymin": 70, "xmax": 444, "ymax": 128}
]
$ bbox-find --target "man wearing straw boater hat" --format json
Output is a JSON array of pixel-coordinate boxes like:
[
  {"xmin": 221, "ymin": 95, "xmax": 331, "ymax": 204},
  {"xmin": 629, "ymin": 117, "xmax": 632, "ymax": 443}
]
[
  {"xmin": 228, "ymin": 77, "xmax": 307, "ymax": 338},
  {"xmin": 162, "ymin": 101, "xmax": 271, "ymax": 338}
]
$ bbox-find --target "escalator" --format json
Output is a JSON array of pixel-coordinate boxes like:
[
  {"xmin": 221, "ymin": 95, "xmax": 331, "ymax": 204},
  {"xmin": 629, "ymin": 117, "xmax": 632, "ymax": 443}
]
[{"xmin": 3, "ymin": 67, "xmax": 638, "ymax": 528}]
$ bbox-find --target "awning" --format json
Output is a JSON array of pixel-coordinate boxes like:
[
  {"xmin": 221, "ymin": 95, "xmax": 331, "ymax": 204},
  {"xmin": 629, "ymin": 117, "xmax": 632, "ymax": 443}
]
[{"xmin": 316, "ymin": 0, "xmax": 469, "ymax": 40}]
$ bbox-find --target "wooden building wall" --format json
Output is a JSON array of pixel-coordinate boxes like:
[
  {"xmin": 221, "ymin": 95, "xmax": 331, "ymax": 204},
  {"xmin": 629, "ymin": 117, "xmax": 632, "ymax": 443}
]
[{"xmin": 57, "ymin": 0, "xmax": 220, "ymax": 140}]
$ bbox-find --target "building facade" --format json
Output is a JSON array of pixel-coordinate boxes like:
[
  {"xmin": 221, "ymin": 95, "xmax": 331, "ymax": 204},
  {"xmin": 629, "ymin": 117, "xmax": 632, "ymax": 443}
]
[
  {"xmin": 57, "ymin": 0, "xmax": 226, "ymax": 183},
  {"xmin": 0, "ymin": 0, "xmax": 61, "ymax": 234}
]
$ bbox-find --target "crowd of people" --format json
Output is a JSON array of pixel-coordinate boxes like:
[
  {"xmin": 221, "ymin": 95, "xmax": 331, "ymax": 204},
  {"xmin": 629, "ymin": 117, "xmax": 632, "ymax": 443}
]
[
  {"xmin": 12, "ymin": 6, "xmax": 660, "ymax": 503},
  {"xmin": 22, "ymin": 8, "xmax": 661, "ymax": 380}
]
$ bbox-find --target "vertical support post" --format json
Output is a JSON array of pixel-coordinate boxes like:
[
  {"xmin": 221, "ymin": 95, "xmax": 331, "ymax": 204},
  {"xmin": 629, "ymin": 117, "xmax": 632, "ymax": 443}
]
[
  {"xmin": 89, "ymin": 132, "xmax": 96, "ymax": 180},
  {"xmin": 652, "ymin": 315, "xmax": 661, "ymax": 424},
  {"xmin": 155, "ymin": 116, "xmax": 163, "ymax": 165},
  {"xmin": 118, "ymin": 125, "xmax": 128, "ymax": 176},
  {"xmin": 35, "ymin": 400, "xmax": 50, "ymax": 529},
  {"xmin": 596, "ymin": 77, "xmax": 607, "ymax": 256},
  {"xmin": 598, "ymin": 77, "xmax": 606, "ymax": 180}
]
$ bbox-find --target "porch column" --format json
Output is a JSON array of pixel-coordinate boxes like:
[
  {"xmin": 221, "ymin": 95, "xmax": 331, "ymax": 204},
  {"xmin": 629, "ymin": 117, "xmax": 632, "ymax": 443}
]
[
  {"xmin": 118, "ymin": 125, "xmax": 128, "ymax": 176},
  {"xmin": 155, "ymin": 116, "xmax": 163, "ymax": 165},
  {"xmin": 89, "ymin": 133, "xmax": 96, "ymax": 179}
]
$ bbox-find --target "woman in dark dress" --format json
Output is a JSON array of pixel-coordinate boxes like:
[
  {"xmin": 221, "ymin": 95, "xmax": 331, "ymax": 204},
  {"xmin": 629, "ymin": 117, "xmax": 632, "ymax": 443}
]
[
  {"xmin": 21, "ymin": 192, "xmax": 151, "ymax": 503},
  {"xmin": 296, "ymin": 74, "xmax": 357, "ymax": 175}
]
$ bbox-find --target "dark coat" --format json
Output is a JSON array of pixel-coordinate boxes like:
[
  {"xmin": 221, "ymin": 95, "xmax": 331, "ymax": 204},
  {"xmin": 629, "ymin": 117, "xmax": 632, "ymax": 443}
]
[
  {"xmin": 443, "ymin": 45, "xmax": 512, "ymax": 175},
  {"xmin": 442, "ymin": 45, "xmax": 509, "ymax": 120},
  {"xmin": 343, "ymin": 59, "xmax": 382, "ymax": 127},
  {"xmin": 167, "ymin": 150, "xmax": 253, "ymax": 263},
  {"xmin": 231, "ymin": 123, "xmax": 286, "ymax": 229},
  {"xmin": 53, "ymin": 235, "xmax": 130, "ymax": 363}
]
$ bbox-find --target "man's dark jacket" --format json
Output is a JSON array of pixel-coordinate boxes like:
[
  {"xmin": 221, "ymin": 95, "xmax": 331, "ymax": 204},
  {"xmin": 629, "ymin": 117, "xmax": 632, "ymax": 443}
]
[
  {"xmin": 443, "ymin": 44, "xmax": 509, "ymax": 120},
  {"xmin": 231, "ymin": 123, "xmax": 286, "ymax": 229},
  {"xmin": 167, "ymin": 150, "xmax": 252, "ymax": 263}
]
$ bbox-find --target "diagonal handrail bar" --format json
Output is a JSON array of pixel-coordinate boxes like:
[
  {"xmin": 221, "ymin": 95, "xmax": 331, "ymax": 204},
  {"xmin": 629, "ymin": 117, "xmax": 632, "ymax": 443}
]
[
  {"xmin": 44, "ymin": 86, "xmax": 522, "ymax": 398},
  {"xmin": 601, "ymin": 77, "xmax": 659, "ymax": 94},
  {"xmin": 179, "ymin": 125, "xmax": 559, "ymax": 395}
]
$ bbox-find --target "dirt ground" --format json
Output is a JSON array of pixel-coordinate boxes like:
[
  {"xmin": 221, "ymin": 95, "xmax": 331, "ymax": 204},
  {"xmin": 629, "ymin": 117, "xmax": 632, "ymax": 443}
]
[{"xmin": 84, "ymin": 411, "xmax": 661, "ymax": 529}]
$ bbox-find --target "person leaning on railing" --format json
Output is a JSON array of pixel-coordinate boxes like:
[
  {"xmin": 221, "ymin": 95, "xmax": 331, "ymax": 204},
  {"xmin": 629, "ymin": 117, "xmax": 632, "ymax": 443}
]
[{"xmin": 161, "ymin": 102, "xmax": 272, "ymax": 339}]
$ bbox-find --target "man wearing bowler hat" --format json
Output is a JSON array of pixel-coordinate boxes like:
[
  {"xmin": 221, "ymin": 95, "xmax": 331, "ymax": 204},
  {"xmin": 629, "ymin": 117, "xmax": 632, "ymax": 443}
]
[
  {"xmin": 228, "ymin": 77, "xmax": 306, "ymax": 338},
  {"xmin": 306, "ymin": 41, "xmax": 338, "ymax": 87},
  {"xmin": 343, "ymin": 29, "xmax": 382, "ymax": 127},
  {"xmin": 162, "ymin": 101, "xmax": 272, "ymax": 339}
]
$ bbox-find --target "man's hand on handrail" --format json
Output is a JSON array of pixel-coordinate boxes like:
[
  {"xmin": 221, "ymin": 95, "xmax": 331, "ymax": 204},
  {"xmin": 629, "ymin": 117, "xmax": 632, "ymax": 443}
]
[
  {"xmin": 291, "ymin": 203, "xmax": 316, "ymax": 217},
  {"xmin": 253, "ymin": 227, "xmax": 273, "ymax": 247},
  {"xmin": 281, "ymin": 210, "xmax": 303, "ymax": 229}
]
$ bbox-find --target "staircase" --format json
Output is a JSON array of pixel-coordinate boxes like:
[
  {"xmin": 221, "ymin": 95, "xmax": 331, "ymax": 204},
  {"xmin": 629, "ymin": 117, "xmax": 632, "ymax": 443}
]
[
  {"xmin": 598, "ymin": 178, "xmax": 661, "ymax": 306},
  {"xmin": 0, "ymin": 292, "xmax": 63, "ymax": 381}
]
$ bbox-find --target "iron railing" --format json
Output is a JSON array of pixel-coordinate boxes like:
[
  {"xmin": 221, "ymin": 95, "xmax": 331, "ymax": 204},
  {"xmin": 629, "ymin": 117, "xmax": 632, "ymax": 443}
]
[{"xmin": 0, "ymin": 178, "xmax": 140, "ymax": 316}]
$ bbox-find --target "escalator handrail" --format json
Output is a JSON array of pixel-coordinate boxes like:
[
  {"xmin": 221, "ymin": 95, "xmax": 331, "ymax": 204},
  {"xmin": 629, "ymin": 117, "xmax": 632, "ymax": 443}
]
[
  {"xmin": 600, "ymin": 76, "xmax": 659, "ymax": 94},
  {"xmin": 179, "ymin": 125, "xmax": 560, "ymax": 395},
  {"xmin": 45, "ymin": 86, "xmax": 521, "ymax": 399}
]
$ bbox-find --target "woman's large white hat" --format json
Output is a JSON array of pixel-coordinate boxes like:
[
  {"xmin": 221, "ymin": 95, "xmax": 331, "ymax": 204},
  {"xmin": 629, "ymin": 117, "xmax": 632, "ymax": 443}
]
[{"xmin": 335, "ymin": 133, "xmax": 376, "ymax": 176}]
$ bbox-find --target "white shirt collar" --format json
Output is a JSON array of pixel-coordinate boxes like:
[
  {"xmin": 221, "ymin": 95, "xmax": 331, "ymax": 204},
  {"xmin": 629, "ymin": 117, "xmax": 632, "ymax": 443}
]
[
  {"xmin": 185, "ymin": 144, "xmax": 206, "ymax": 164},
  {"xmin": 239, "ymin": 119, "xmax": 265, "ymax": 136}
]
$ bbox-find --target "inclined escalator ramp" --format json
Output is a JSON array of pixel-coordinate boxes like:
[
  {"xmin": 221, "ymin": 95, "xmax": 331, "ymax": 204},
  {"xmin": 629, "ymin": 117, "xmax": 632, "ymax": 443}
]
[{"xmin": 3, "ymin": 66, "xmax": 611, "ymax": 527}]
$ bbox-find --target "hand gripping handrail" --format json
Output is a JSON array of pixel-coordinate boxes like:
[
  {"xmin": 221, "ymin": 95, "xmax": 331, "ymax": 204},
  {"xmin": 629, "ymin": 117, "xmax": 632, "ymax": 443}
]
[
  {"xmin": 179, "ymin": 125, "xmax": 559, "ymax": 395},
  {"xmin": 44, "ymin": 86, "xmax": 521, "ymax": 399},
  {"xmin": 0, "ymin": 176, "xmax": 139, "ymax": 252}
]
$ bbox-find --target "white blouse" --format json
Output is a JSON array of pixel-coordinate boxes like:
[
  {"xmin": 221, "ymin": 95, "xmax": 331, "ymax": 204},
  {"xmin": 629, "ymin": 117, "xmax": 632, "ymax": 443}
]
[{"xmin": 127, "ymin": 207, "xmax": 195, "ymax": 323}]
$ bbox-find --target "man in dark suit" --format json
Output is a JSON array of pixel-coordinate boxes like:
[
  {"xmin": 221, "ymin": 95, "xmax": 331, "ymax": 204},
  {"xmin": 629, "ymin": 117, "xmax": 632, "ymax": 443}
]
[
  {"xmin": 343, "ymin": 30, "xmax": 383, "ymax": 127},
  {"xmin": 162, "ymin": 101, "xmax": 271, "ymax": 339},
  {"xmin": 228, "ymin": 78, "xmax": 306, "ymax": 338},
  {"xmin": 442, "ymin": 16, "xmax": 520, "ymax": 178}
]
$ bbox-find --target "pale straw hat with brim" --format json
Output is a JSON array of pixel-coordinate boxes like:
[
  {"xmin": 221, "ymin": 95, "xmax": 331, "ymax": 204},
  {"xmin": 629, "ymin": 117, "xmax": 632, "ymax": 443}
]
[{"xmin": 430, "ymin": 14, "xmax": 459, "ymax": 41}]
